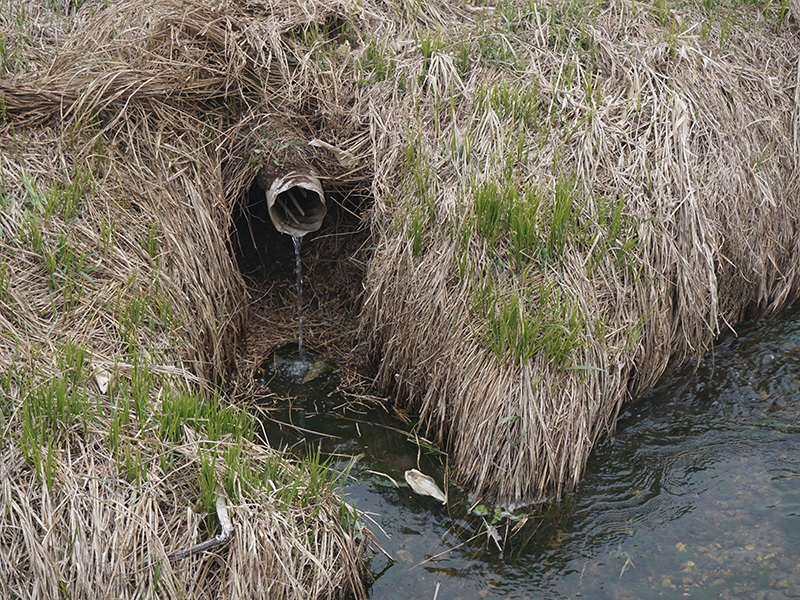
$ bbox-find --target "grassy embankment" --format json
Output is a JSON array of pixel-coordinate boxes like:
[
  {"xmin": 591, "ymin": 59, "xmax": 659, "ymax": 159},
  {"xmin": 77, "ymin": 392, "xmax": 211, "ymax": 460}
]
[
  {"xmin": 0, "ymin": 0, "xmax": 369, "ymax": 597},
  {"xmin": 0, "ymin": 0, "xmax": 798, "ymax": 595},
  {"xmin": 359, "ymin": 0, "xmax": 799, "ymax": 504}
]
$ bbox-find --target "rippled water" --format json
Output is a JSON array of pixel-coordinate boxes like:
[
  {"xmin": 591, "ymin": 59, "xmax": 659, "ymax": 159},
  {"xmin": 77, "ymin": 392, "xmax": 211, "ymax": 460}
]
[{"xmin": 258, "ymin": 304, "xmax": 800, "ymax": 599}]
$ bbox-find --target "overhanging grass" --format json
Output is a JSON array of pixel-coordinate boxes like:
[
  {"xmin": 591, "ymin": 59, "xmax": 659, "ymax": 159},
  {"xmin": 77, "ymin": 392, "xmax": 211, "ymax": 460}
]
[{"xmin": 361, "ymin": 0, "xmax": 800, "ymax": 507}]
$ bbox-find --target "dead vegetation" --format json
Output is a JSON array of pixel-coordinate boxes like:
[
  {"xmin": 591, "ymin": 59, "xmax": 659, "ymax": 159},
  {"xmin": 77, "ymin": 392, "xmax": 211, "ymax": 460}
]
[
  {"xmin": 1, "ymin": 0, "xmax": 799, "ymax": 594},
  {"xmin": 357, "ymin": 0, "xmax": 800, "ymax": 506},
  {"xmin": 0, "ymin": 0, "xmax": 373, "ymax": 597}
]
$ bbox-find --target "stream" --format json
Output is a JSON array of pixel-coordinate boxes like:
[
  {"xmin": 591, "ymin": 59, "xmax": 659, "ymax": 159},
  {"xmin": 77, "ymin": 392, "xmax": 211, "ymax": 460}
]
[{"xmin": 256, "ymin": 302, "xmax": 800, "ymax": 599}]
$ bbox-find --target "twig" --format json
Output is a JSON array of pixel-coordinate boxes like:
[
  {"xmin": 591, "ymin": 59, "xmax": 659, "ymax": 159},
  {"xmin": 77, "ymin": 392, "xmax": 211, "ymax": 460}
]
[{"xmin": 169, "ymin": 494, "xmax": 234, "ymax": 561}]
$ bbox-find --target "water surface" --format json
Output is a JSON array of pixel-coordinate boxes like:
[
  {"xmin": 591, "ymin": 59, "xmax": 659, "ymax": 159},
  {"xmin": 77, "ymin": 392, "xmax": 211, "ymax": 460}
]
[{"xmin": 258, "ymin": 305, "xmax": 800, "ymax": 599}]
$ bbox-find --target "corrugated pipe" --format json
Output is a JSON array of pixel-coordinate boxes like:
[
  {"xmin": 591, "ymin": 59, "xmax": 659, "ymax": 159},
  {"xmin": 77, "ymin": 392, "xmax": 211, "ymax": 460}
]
[{"xmin": 265, "ymin": 170, "xmax": 326, "ymax": 237}]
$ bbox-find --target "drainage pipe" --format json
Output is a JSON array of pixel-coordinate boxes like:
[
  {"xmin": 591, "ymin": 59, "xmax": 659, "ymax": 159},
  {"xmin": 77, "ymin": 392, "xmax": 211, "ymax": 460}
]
[{"xmin": 264, "ymin": 170, "xmax": 326, "ymax": 237}]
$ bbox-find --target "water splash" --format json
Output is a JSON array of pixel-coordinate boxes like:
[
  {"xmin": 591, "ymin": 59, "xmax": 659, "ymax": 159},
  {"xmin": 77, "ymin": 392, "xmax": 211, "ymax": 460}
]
[{"xmin": 292, "ymin": 235, "xmax": 304, "ymax": 354}]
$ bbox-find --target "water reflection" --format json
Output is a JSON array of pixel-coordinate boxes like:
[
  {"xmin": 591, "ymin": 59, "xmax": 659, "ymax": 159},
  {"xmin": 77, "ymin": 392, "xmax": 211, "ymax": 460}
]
[{"xmin": 258, "ymin": 304, "xmax": 800, "ymax": 599}]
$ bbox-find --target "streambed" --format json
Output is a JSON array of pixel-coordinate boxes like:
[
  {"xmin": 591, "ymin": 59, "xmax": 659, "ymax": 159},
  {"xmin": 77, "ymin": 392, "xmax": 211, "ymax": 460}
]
[{"xmin": 257, "ymin": 304, "xmax": 800, "ymax": 599}]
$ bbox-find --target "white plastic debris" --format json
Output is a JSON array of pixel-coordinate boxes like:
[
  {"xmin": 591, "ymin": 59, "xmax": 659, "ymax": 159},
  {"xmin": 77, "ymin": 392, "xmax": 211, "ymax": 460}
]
[
  {"xmin": 404, "ymin": 469, "xmax": 447, "ymax": 504},
  {"xmin": 94, "ymin": 368, "xmax": 111, "ymax": 394},
  {"xmin": 309, "ymin": 138, "xmax": 357, "ymax": 168}
]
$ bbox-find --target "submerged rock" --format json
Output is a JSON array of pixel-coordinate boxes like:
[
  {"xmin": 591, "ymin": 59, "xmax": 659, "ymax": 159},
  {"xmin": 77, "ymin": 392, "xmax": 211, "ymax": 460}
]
[
  {"xmin": 301, "ymin": 354, "xmax": 336, "ymax": 384},
  {"xmin": 257, "ymin": 343, "xmax": 339, "ymax": 396}
]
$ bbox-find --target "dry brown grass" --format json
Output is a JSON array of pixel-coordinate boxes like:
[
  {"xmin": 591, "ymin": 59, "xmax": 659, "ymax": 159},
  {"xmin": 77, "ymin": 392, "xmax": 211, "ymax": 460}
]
[
  {"xmin": 0, "ymin": 0, "xmax": 373, "ymax": 596},
  {"xmin": 1, "ymin": 2, "xmax": 799, "ymax": 596},
  {"xmin": 358, "ymin": 0, "xmax": 800, "ymax": 505}
]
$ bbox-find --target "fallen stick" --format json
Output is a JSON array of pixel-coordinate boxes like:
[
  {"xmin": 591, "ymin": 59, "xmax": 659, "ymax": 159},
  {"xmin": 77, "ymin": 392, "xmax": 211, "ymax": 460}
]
[
  {"xmin": 169, "ymin": 494, "xmax": 234, "ymax": 560},
  {"xmin": 286, "ymin": 188, "xmax": 306, "ymax": 216},
  {"xmin": 276, "ymin": 197, "xmax": 301, "ymax": 225}
]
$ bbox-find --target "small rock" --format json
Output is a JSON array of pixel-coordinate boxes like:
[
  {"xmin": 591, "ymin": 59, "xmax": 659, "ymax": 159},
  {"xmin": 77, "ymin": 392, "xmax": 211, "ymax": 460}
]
[{"xmin": 661, "ymin": 578, "xmax": 676, "ymax": 590}]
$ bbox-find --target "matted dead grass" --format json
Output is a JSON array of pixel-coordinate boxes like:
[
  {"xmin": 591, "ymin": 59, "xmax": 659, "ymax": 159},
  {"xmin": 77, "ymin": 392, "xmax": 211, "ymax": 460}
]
[
  {"xmin": 358, "ymin": 1, "xmax": 800, "ymax": 505},
  {"xmin": 0, "ymin": 0, "xmax": 373, "ymax": 596},
  {"xmin": 1, "ymin": 0, "xmax": 800, "ymax": 595}
]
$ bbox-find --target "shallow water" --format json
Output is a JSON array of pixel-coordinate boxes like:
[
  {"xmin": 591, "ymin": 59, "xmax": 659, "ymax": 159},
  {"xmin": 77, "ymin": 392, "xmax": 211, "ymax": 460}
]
[{"xmin": 258, "ymin": 304, "xmax": 800, "ymax": 599}]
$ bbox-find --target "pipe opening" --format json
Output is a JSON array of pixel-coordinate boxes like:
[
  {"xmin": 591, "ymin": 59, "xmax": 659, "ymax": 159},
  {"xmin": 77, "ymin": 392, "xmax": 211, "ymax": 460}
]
[
  {"xmin": 231, "ymin": 173, "xmax": 371, "ymax": 282},
  {"xmin": 266, "ymin": 171, "xmax": 326, "ymax": 237}
]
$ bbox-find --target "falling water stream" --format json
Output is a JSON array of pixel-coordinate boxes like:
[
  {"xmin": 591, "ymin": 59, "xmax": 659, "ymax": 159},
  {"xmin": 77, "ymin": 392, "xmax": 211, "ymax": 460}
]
[
  {"xmin": 292, "ymin": 235, "xmax": 304, "ymax": 354},
  {"xmin": 258, "ymin": 304, "xmax": 800, "ymax": 599}
]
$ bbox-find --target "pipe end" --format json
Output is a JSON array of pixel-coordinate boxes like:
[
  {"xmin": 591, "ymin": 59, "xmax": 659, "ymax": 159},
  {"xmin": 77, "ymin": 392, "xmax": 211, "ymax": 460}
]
[{"xmin": 266, "ymin": 171, "xmax": 326, "ymax": 237}]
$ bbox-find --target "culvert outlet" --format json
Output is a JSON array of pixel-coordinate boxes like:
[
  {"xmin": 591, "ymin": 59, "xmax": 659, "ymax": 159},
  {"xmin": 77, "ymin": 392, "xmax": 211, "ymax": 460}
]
[{"xmin": 264, "ymin": 170, "xmax": 326, "ymax": 237}]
